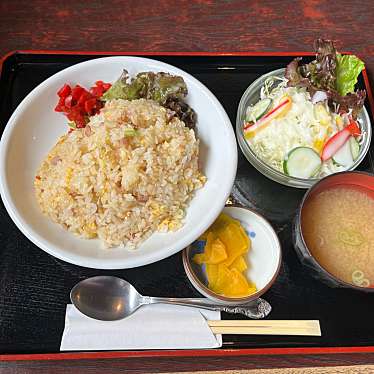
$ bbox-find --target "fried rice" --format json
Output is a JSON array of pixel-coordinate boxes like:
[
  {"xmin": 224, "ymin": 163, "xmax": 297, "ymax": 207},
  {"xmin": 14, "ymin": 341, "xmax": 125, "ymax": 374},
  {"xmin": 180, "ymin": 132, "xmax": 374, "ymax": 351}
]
[{"xmin": 34, "ymin": 98, "xmax": 205, "ymax": 248}]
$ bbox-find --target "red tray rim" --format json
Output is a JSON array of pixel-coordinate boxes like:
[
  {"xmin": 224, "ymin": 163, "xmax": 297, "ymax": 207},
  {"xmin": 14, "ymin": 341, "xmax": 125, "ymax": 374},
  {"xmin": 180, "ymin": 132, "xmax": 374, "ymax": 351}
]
[
  {"xmin": 2, "ymin": 346, "xmax": 374, "ymax": 361},
  {"xmin": 0, "ymin": 49, "xmax": 373, "ymax": 361}
]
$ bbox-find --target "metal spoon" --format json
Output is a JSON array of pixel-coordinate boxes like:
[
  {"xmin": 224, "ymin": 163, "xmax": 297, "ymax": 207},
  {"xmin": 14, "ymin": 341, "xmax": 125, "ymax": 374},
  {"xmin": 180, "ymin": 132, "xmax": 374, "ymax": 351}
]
[{"xmin": 70, "ymin": 276, "xmax": 271, "ymax": 321}]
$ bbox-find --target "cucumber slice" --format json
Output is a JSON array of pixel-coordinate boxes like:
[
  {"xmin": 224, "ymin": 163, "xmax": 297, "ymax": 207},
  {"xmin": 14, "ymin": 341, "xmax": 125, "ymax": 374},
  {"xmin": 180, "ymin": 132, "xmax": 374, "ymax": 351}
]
[
  {"xmin": 284, "ymin": 147, "xmax": 322, "ymax": 178},
  {"xmin": 245, "ymin": 98, "xmax": 272, "ymax": 121},
  {"xmin": 332, "ymin": 138, "xmax": 354, "ymax": 167},
  {"xmin": 349, "ymin": 137, "xmax": 360, "ymax": 161}
]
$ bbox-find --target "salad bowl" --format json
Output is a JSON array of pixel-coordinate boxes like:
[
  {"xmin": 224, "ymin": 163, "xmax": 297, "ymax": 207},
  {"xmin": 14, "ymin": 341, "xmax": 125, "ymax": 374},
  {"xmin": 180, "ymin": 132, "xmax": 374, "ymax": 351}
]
[{"xmin": 236, "ymin": 68, "xmax": 372, "ymax": 189}]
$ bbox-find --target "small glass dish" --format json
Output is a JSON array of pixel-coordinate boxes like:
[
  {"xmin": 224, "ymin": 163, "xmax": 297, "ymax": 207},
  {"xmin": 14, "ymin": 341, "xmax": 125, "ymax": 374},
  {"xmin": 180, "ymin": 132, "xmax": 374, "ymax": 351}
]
[
  {"xmin": 236, "ymin": 68, "xmax": 372, "ymax": 189},
  {"xmin": 293, "ymin": 171, "xmax": 374, "ymax": 291},
  {"xmin": 182, "ymin": 205, "xmax": 281, "ymax": 305}
]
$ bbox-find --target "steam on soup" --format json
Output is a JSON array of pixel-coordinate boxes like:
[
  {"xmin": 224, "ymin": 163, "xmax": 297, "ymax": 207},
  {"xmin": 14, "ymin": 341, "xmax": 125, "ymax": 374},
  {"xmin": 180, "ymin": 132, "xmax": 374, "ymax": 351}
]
[{"xmin": 301, "ymin": 186, "xmax": 374, "ymax": 287}]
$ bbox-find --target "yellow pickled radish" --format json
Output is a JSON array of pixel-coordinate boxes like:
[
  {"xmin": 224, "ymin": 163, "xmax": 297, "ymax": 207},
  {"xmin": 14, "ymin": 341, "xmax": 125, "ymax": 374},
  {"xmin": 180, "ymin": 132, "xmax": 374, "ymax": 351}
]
[
  {"xmin": 211, "ymin": 264, "xmax": 232, "ymax": 294},
  {"xmin": 223, "ymin": 268, "xmax": 253, "ymax": 297},
  {"xmin": 219, "ymin": 223, "xmax": 248, "ymax": 266},
  {"xmin": 193, "ymin": 232, "xmax": 215, "ymax": 264},
  {"xmin": 192, "ymin": 212, "xmax": 257, "ymax": 298},
  {"xmin": 237, "ymin": 224, "xmax": 251, "ymax": 250},
  {"xmin": 230, "ymin": 255, "xmax": 248, "ymax": 273},
  {"xmin": 199, "ymin": 212, "xmax": 239, "ymax": 239},
  {"xmin": 205, "ymin": 238, "xmax": 228, "ymax": 264},
  {"xmin": 206, "ymin": 263, "xmax": 219, "ymax": 289},
  {"xmin": 211, "ymin": 212, "xmax": 240, "ymax": 231}
]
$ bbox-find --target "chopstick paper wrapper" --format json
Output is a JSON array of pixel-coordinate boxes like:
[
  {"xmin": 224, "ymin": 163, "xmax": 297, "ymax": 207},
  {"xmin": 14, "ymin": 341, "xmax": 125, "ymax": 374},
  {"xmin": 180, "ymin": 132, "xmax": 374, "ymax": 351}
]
[
  {"xmin": 60, "ymin": 304, "xmax": 222, "ymax": 351},
  {"xmin": 61, "ymin": 305, "xmax": 321, "ymax": 351}
]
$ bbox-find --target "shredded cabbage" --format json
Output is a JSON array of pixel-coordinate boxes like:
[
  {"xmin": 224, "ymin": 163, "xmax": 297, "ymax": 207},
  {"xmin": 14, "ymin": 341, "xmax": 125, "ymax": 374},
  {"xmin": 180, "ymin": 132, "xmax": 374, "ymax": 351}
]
[{"xmin": 246, "ymin": 85, "xmax": 343, "ymax": 176}]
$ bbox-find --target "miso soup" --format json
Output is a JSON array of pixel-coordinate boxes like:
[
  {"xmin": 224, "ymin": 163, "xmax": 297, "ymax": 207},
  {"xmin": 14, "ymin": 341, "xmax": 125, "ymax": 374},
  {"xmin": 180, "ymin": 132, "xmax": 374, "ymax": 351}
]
[{"xmin": 301, "ymin": 186, "xmax": 374, "ymax": 287}]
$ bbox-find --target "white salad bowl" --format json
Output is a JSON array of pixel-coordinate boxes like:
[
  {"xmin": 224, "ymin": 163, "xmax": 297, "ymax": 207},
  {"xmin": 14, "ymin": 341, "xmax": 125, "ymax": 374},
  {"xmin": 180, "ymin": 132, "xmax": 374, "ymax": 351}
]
[
  {"xmin": 0, "ymin": 56, "xmax": 237, "ymax": 269},
  {"xmin": 236, "ymin": 68, "xmax": 372, "ymax": 189}
]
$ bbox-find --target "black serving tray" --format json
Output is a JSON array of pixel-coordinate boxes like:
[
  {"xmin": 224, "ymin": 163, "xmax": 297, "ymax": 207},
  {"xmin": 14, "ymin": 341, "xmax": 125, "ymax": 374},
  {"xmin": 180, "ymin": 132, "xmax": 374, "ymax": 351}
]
[{"xmin": 0, "ymin": 52, "xmax": 373, "ymax": 355}]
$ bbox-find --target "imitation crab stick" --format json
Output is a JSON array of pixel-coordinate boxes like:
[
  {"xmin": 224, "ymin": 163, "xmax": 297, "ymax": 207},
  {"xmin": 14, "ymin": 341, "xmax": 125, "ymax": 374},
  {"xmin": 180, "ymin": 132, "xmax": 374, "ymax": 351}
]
[
  {"xmin": 321, "ymin": 120, "xmax": 361, "ymax": 161},
  {"xmin": 244, "ymin": 97, "xmax": 292, "ymax": 139}
]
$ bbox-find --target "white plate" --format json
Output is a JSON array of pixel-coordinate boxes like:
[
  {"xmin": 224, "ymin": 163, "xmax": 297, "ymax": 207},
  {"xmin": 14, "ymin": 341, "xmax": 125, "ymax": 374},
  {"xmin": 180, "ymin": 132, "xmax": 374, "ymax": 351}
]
[{"xmin": 0, "ymin": 56, "xmax": 237, "ymax": 269}]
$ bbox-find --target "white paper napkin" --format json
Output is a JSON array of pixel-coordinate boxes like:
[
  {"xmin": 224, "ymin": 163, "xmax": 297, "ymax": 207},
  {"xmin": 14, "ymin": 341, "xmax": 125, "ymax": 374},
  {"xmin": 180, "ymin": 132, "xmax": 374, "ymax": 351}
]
[{"xmin": 60, "ymin": 304, "xmax": 222, "ymax": 351}]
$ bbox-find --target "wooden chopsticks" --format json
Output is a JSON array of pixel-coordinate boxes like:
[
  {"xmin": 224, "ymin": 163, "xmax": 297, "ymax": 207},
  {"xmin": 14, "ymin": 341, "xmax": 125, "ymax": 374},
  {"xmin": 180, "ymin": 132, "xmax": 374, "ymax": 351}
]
[{"xmin": 207, "ymin": 320, "xmax": 321, "ymax": 336}]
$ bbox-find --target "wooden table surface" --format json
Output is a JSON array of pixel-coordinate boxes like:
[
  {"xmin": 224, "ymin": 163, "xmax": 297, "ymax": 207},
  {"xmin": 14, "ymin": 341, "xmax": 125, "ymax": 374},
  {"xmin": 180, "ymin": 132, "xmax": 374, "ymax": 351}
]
[{"xmin": 1, "ymin": 0, "xmax": 374, "ymax": 373}]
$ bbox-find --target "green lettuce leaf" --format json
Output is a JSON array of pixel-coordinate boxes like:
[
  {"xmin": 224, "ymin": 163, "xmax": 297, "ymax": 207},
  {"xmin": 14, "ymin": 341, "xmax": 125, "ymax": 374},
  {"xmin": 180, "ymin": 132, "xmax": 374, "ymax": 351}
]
[
  {"xmin": 101, "ymin": 80, "xmax": 127, "ymax": 100},
  {"xmin": 101, "ymin": 70, "xmax": 196, "ymax": 128},
  {"xmin": 101, "ymin": 70, "xmax": 129, "ymax": 101},
  {"xmin": 102, "ymin": 70, "xmax": 144, "ymax": 101},
  {"xmin": 336, "ymin": 54, "xmax": 365, "ymax": 96}
]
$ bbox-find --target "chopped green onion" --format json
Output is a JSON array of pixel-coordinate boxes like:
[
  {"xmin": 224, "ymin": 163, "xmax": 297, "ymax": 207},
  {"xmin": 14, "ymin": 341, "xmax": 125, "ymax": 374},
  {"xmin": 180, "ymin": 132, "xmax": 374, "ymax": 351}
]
[
  {"xmin": 361, "ymin": 279, "xmax": 370, "ymax": 287},
  {"xmin": 352, "ymin": 270, "xmax": 364, "ymax": 282},
  {"xmin": 124, "ymin": 128, "xmax": 137, "ymax": 137}
]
